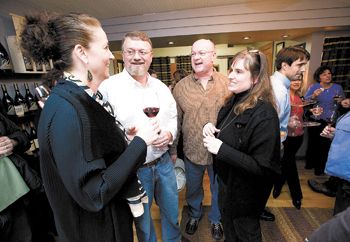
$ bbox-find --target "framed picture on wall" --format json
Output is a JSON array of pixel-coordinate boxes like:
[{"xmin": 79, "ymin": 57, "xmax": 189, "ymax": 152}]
[
  {"xmin": 275, "ymin": 42, "xmax": 285, "ymax": 55},
  {"xmin": 294, "ymin": 42, "xmax": 306, "ymax": 49}
]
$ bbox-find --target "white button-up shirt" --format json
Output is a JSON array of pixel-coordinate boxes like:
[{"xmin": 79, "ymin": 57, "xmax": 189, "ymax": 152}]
[{"xmin": 99, "ymin": 69, "xmax": 177, "ymax": 163}]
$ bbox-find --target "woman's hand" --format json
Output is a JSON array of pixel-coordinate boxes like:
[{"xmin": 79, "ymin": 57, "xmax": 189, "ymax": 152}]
[
  {"xmin": 136, "ymin": 118, "xmax": 161, "ymax": 146},
  {"xmin": 312, "ymin": 88, "xmax": 324, "ymax": 99},
  {"xmin": 203, "ymin": 123, "xmax": 220, "ymax": 137},
  {"xmin": 203, "ymin": 136, "xmax": 222, "ymax": 155},
  {"xmin": 0, "ymin": 136, "xmax": 16, "ymax": 156}
]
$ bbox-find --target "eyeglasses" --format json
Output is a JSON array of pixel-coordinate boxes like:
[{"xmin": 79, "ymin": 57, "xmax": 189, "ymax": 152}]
[
  {"xmin": 123, "ymin": 49, "xmax": 152, "ymax": 57},
  {"xmin": 190, "ymin": 51, "xmax": 214, "ymax": 57}
]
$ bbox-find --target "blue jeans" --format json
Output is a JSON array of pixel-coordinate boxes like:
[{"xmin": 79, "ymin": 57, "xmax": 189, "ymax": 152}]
[
  {"xmin": 185, "ymin": 157, "xmax": 221, "ymax": 224},
  {"xmin": 135, "ymin": 152, "xmax": 180, "ymax": 242}
]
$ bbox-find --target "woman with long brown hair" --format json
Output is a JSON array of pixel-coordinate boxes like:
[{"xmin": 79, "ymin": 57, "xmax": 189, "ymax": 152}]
[{"xmin": 202, "ymin": 49, "xmax": 281, "ymax": 241}]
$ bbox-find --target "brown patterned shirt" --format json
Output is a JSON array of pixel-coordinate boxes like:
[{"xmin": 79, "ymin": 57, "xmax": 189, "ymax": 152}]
[{"xmin": 170, "ymin": 71, "xmax": 229, "ymax": 165}]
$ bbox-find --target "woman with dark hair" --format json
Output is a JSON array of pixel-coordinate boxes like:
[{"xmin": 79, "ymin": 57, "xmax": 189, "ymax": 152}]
[
  {"xmin": 20, "ymin": 12, "xmax": 160, "ymax": 242},
  {"xmin": 202, "ymin": 50, "xmax": 280, "ymax": 241},
  {"xmin": 169, "ymin": 69, "xmax": 188, "ymax": 92},
  {"xmin": 304, "ymin": 66, "xmax": 345, "ymax": 175}
]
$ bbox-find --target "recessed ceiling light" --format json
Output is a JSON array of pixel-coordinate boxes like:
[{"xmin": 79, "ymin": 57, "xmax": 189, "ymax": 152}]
[
  {"xmin": 282, "ymin": 34, "xmax": 289, "ymax": 38},
  {"xmin": 243, "ymin": 36, "xmax": 250, "ymax": 40},
  {"xmin": 168, "ymin": 41, "xmax": 174, "ymax": 45}
]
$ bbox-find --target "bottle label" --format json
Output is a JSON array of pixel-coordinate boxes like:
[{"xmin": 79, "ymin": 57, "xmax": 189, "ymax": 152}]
[
  {"xmin": 23, "ymin": 104, "xmax": 29, "ymax": 113},
  {"xmin": 14, "ymin": 105, "xmax": 25, "ymax": 117},
  {"xmin": 7, "ymin": 105, "xmax": 16, "ymax": 116},
  {"xmin": 29, "ymin": 141, "xmax": 36, "ymax": 152},
  {"xmin": 34, "ymin": 138, "xmax": 39, "ymax": 149},
  {"xmin": 29, "ymin": 102, "xmax": 38, "ymax": 111}
]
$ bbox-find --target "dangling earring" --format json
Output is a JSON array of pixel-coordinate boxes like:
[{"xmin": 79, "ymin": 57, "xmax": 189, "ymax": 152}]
[{"xmin": 87, "ymin": 70, "xmax": 93, "ymax": 81}]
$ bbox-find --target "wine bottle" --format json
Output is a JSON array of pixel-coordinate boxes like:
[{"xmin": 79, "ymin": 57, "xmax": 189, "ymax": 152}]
[
  {"xmin": 13, "ymin": 83, "xmax": 27, "ymax": 117},
  {"xmin": 29, "ymin": 121, "xmax": 39, "ymax": 150},
  {"xmin": 1, "ymin": 84, "xmax": 15, "ymax": 115},
  {"xmin": 21, "ymin": 123, "xmax": 36, "ymax": 153},
  {"xmin": 24, "ymin": 83, "xmax": 38, "ymax": 111}
]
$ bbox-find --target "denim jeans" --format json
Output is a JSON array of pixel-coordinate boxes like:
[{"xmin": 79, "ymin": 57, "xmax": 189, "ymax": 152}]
[
  {"xmin": 184, "ymin": 157, "xmax": 221, "ymax": 224},
  {"xmin": 135, "ymin": 152, "xmax": 180, "ymax": 242}
]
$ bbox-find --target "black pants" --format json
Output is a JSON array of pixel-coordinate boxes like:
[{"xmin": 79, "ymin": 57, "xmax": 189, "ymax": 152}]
[
  {"xmin": 0, "ymin": 199, "xmax": 32, "ymax": 242},
  {"xmin": 275, "ymin": 135, "xmax": 303, "ymax": 200},
  {"xmin": 222, "ymin": 215, "xmax": 261, "ymax": 242},
  {"xmin": 305, "ymin": 120, "xmax": 332, "ymax": 175},
  {"xmin": 218, "ymin": 179, "xmax": 262, "ymax": 242},
  {"xmin": 334, "ymin": 180, "xmax": 350, "ymax": 215}
]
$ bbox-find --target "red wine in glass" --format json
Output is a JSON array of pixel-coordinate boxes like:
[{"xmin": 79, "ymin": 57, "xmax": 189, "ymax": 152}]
[
  {"xmin": 326, "ymin": 111, "xmax": 337, "ymax": 127},
  {"xmin": 143, "ymin": 107, "xmax": 159, "ymax": 118}
]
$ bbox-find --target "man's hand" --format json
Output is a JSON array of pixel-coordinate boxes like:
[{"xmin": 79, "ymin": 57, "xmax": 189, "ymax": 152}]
[{"xmin": 152, "ymin": 130, "xmax": 173, "ymax": 149}]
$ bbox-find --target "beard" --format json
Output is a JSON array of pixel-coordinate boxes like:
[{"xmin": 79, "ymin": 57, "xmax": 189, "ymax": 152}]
[{"xmin": 126, "ymin": 63, "xmax": 150, "ymax": 77}]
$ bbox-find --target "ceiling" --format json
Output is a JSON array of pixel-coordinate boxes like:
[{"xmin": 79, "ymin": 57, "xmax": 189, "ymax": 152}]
[{"xmin": 1, "ymin": 0, "xmax": 348, "ymax": 49}]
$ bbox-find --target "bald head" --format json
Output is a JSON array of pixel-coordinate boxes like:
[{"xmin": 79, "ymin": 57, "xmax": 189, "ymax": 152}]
[{"xmin": 192, "ymin": 39, "xmax": 215, "ymax": 52}]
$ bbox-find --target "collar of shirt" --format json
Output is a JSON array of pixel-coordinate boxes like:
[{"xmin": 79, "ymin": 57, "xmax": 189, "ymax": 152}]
[
  {"xmin": 272, "ymin": 71, "xmax": 291, "ymax": 90},
  {"xmin": 63, "ymin": 72, "xmax": 115, "ymax": 117},
  {"xmin": 122, "ymin": 69, "xmax": 158, "ymax": 89}
]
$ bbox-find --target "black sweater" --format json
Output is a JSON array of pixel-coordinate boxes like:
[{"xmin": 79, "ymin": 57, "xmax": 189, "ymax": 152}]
[
  {"xmin": 215, "ymin": 93, "xmax": 281, "ymax": 218},
  {"xmin": 38, "ymin": 80, "xmax": 147, "ymax": 242}
]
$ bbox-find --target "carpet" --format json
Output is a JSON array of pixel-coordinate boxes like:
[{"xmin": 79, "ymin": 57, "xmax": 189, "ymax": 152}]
[{"xmin": 180, "ymin": 206, "xmax": 333, "ymax": 242}]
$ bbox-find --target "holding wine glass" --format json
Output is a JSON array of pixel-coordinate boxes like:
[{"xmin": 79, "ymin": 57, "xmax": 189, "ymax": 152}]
[
  {"xmin": 310, "ymin": 104, "xmax": 323, "ymax": 120},
  {"xmin": 142, "ymin": 88, "xmax": 160, "ymax": 118}
]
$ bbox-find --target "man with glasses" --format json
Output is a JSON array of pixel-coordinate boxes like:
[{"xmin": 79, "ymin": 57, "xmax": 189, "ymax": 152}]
[
  {"xmin": 170, "ymin": 39, "xmax": 229, "ymax": 240},
  {"xmin": 99, "ymin": 31, "xmax": 185, "ymax": 242}
]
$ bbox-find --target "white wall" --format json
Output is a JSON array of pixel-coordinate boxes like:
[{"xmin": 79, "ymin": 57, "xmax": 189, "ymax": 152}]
[{"xmin": 102, "ymin": 0, "xmax": 350, "ymax": 42}]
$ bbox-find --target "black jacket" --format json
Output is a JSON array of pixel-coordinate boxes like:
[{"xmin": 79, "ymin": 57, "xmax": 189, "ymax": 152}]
[
  {"xmin": 0, "ymin": 112, "xmax": 42, "ymax": 191},
  {"xmin": 38, "ymin": 80, "xmax": 147, "ymax": 242},
  {"xmin": 215, "ymin": 93, "xmax": 281, "ymax": 218}
]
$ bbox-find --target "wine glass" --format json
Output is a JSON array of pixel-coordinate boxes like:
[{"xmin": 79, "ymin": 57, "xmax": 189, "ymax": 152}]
[
  {"xmin": 142, "ymin": 88, "xmax": 160, "ymax": 119},
  {"xmin": 333, "ymin": 90, "xmax": 343, "ymax": 104},
  {"xmin": 326, "ymin": 110, "xmax": 337, "ymax": 128},
  {"xmin": 289, "ymin": 115, "xmax": 301, "ymax": 136},
  {"xmin": 35, "ymin": 84, "xmax": 51, "ymax": 103},
  {"xmin": 311, "ymin": 104, "xmax": 323, "ymax": 120},
  {"xmin": 142, "ymin": 88, "xmax": 163, "ymax": 152}
]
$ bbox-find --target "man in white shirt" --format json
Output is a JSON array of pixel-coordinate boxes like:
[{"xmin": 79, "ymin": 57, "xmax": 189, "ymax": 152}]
[{"xmin": 99, "ymin": 31, "xmax": 182, "ymax": 242}]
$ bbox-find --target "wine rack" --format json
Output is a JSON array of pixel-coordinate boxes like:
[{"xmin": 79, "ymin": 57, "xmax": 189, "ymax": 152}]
[
  {"xmin": 1, "ymin": 81, "xmax": 41, "ymax": 156},
  {"xmin": 6, "ymin": 36, "xmax": 53, "ymax": 74},
  {"xmin": 150, "ymin": 57, "xmax": 171, "ymax": 85}
]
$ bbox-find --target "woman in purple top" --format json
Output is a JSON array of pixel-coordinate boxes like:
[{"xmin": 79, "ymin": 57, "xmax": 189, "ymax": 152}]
[{"xmin": 304, "ymin": 66, "xmax": 345, "ymax": 175}]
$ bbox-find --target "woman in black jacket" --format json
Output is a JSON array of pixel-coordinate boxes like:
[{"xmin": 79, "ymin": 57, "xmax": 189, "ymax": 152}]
[
  {"xmin": 203, "ymin": 50, "xmax": 281, "ymax": 241},
  {"xmin": 20, "ymin": 13, "xmax": 160, "ymax": 242},
  {"xmin": 0, "ymin": 111, "xmax": 42, "ymax": 242}
]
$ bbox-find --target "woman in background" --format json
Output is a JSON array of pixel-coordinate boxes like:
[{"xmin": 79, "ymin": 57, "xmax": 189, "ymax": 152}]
[
  {"xmin": 168, "ymin": 69, "xmax": 188, "ymax": 92},
  {"xmin": 202, "ymin": 50, "xmax": 280, "ymax": 241},
  {"xmin": 304, "ymin": 66, "xmax": 345, "ymax": 175},
  {"xmin": 20, "ymin": 12, "xmax": 159, "ymax": 242},
  {"xmin": 0, "ymin": 111, "xmax": 42, "ymax": 242},
  {"xmin": 273, "ymin": 76, "xmax": 304, "ymax": 209}
]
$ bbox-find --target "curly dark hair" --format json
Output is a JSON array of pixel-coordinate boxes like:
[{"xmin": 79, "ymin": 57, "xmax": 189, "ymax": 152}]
[
  {"xmin": 20, "ymin": 12, "xmax": 101, "ymax": 80},
  {"xmin": 313, "ymin": 65, "xmax": 333, "ymax": 82}
]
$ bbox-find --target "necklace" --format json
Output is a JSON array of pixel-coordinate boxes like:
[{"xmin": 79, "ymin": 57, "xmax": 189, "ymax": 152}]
[{"xmin": 217, "ymin": 107, "xmax": 239, "ymax": 138}]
